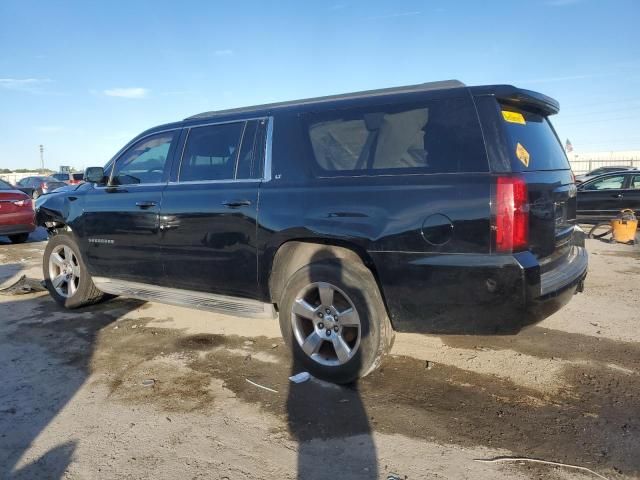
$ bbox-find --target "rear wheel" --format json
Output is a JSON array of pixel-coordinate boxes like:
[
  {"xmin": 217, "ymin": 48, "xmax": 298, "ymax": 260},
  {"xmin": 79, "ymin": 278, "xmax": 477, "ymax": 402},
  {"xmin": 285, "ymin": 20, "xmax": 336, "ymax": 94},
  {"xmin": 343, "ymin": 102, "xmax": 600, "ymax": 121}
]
[
  {"xmin": 278, "ymin": 260, "xmax": 393, "ymax": 384},
  {"xmin": 43, "ymin": 233, "xmax": 105, "ymax": 308},
  {"xmin": 8, "ymin": 233, "xmax": 29, "ymax": 244}
]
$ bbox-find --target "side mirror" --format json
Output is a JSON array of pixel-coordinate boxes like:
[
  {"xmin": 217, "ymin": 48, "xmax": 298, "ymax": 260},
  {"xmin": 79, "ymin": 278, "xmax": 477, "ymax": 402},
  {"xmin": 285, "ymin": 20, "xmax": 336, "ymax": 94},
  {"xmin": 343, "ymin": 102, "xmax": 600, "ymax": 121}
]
[{"xmin": 85, "ymin": 166, "xmax": 105, "ymax": 184}]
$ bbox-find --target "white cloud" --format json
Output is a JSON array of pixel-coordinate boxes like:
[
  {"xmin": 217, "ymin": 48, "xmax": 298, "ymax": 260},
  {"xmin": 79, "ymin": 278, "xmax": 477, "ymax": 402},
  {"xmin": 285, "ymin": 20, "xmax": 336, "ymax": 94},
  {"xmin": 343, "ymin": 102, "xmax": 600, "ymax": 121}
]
[
  {"xmin": 103, "ymin": 87, "xmax": 149, "ymax": 99},
  {"xmin": 213, "ymin": 49, "xmax": 233, "ymax": 57},
  {"xmin": 0, "ymin": 78, "xmax": 52, "ymax": 93},
  {"xmin": 37, "ymin": 125, "xmax": 64, "ymax": 133}
]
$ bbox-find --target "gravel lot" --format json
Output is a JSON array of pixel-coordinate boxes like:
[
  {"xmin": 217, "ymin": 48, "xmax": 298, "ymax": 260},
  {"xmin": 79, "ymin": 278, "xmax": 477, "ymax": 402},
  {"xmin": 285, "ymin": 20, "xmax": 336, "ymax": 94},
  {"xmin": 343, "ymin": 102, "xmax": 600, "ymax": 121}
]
[{"xmin": 0, "ymin": 229, "xmax": 638, "ymax": 480}]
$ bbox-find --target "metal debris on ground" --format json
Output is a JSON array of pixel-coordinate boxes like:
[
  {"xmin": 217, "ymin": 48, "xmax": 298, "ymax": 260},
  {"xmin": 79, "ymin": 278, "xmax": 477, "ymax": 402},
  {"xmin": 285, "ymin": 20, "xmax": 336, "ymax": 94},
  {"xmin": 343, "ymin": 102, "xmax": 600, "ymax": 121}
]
[
  {"xmin": 141, "ymin": 379, "xmax": 156, "ymax": 387},
  {"xmin": 0, "ymin": 275, "xmax": 34, "ymax": 295}
]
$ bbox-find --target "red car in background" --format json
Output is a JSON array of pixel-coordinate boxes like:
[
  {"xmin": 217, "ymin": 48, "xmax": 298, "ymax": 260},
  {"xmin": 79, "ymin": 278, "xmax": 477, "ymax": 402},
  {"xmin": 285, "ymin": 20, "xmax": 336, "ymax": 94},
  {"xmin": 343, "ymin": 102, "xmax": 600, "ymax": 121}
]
[{"xmin": 0, "ymin": 178, "xmax": 36, "ymax": 243}]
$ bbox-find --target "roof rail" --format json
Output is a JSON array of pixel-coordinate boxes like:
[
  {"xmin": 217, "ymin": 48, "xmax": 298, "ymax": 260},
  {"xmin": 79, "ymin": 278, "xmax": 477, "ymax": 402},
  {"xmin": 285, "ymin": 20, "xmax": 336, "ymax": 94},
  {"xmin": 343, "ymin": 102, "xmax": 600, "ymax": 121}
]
[{"xmin": 185, "ymin": 80, "xmax": 466, "ymax": 120}]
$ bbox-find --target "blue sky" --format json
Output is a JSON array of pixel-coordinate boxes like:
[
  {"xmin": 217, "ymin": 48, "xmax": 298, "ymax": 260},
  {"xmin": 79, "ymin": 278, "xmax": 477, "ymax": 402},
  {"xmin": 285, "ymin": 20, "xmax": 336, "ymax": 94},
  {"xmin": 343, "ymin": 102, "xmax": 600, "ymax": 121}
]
[{"xmin": 1, "ymin": 0, "xmax": 639, "ymax": 171}]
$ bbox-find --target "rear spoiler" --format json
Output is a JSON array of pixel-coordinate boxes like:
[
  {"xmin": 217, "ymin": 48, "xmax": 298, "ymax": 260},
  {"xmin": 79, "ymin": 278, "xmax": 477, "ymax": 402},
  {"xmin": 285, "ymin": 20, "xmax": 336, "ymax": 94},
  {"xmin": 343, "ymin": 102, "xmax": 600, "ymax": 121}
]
[{"xmin": 470, "ymin": 85, "xmax": 560, "ymax": 115}]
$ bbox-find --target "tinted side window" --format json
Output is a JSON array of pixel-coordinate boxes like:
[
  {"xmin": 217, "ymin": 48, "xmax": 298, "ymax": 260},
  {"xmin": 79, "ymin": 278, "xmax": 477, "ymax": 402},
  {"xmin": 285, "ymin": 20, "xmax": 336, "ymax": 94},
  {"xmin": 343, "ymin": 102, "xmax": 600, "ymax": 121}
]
[
  {"xmin": 179, "ymin": 122, "xmax": 244, "ymax": 181},
  {"xmin": 584, "ymin": 175, "xmax": 625, "ymax": 191},
  {"xmin": 111, "ymin": 132, "xmax": 175, "ymax": 185},
  {"xmin": 236, "ymin": 120, "xmax": 259, "ymax": 179},
  {"xmin": 305, "ymin": 97, "xmax": 487, "ymax": 175},
  {"xmin": 631, "ymin": 175, "xmax": 640, "ymax": 190}
]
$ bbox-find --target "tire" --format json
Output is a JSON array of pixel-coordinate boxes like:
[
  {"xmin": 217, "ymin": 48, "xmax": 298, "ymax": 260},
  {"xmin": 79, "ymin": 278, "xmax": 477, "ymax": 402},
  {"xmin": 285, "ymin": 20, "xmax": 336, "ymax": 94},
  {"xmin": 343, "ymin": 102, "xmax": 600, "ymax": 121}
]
[
  {"xmin": 278, "ymin": 259, "xmax": 393, "ymax": 384},
  {"xmin": 9, "ymin": 233, "xmax": 29, "ymax": 244},
  {"xmin": 43, "ymin": 232, "xmax": 105, "ymax": 309}
]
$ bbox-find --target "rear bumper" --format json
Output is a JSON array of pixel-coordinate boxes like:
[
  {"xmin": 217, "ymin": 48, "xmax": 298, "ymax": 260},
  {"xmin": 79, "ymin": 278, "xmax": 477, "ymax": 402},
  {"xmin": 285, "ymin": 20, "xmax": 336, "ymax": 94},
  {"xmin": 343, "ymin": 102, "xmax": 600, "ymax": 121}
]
[
  {"xmin": 371, "ymin": 243, "xmax": 588, "ymax": 335},
  {"xmin": 0, "ymin": 222, "xmax": 36, "ymax": 236}
]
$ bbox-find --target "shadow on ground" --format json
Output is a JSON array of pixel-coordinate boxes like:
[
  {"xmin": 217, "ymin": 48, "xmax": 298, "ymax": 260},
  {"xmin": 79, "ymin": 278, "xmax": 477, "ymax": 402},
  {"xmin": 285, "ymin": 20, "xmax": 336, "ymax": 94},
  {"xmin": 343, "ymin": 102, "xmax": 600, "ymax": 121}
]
[{"xmin": 0, "ymin": 294, "xmax": 144, "ymax": 479}]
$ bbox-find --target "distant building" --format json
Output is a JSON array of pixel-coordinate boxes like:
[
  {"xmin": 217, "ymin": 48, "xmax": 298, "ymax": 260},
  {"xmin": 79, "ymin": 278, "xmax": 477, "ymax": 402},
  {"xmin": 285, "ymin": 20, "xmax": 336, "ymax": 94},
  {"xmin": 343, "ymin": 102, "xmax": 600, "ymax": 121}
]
[{"xmin": 568, "ymin": 150, "xmax": 640, "ymax": 174}]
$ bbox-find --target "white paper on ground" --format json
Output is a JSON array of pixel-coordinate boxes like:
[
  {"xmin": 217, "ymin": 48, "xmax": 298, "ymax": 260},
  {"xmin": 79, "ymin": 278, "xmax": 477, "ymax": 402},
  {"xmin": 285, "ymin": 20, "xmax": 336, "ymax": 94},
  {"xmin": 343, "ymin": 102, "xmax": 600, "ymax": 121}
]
[{"xmin": 288, "ymin": 371, "xmax": 311, "ymax": 383}]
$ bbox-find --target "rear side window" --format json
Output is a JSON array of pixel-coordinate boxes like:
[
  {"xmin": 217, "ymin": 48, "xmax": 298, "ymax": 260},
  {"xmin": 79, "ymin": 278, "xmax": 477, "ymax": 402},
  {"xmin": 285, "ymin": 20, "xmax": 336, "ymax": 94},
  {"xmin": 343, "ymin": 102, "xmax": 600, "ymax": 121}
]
[
  {"xmin": 179, "ymin": 122, "xmax": 244, "ymax": 181},
  {"xmin": 305, "ymin": 97, "xmax": 488, "ymax": 176},
  {"xmin": 500, "ymin": 106, "xmax": 570, "ymax": 171}
]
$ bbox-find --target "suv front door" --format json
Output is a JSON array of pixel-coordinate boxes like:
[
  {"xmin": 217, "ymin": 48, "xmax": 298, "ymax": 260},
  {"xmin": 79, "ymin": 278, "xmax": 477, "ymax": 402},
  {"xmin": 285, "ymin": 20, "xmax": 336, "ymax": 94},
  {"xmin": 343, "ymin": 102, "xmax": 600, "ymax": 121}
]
[
  {"xmin": 577, "ymin": 174, "xmax": 627, "ymax": 220},
  {"xmin": 159, "ymin": 119, "xmax": 267, "ymax": 298},
  {"xmin": 80, "ymin": 130, "xmax": 179, "ymax": 283}
]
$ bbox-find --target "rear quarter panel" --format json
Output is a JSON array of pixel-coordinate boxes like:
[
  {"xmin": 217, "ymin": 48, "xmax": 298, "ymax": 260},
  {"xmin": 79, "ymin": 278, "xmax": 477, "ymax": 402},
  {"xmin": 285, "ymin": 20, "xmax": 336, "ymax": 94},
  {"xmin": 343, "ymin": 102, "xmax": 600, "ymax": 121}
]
[{"xmin": 257, "ymin": 111, "xmax": 493, "ymax": 330}]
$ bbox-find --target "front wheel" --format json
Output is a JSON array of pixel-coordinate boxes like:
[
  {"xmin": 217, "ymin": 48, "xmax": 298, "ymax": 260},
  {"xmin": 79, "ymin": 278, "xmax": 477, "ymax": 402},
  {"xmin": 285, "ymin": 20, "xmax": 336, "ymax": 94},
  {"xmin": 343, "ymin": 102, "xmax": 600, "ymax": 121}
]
[
  {"xmin": 278, "ymin": 260, "xmax": 393, "ymax": 384},
  {"xmin": 43, "ymin": 233, "xmax": 105, "ymax": 308}
]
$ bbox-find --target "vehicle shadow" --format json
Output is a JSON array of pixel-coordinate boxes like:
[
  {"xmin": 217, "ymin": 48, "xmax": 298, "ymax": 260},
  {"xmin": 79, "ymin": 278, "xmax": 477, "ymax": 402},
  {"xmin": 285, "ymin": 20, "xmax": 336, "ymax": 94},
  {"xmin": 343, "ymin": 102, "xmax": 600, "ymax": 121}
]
[
  {"xmin": 286, "ymin": 250, "xmax": 378, "ymax": 479},
  {"xmin": 0, "ymin": 293, "xmax": 144, "ymax": 479},
  {"xmin": 0, "ymin": 227, "xmax": 49, "ymax": 246}
]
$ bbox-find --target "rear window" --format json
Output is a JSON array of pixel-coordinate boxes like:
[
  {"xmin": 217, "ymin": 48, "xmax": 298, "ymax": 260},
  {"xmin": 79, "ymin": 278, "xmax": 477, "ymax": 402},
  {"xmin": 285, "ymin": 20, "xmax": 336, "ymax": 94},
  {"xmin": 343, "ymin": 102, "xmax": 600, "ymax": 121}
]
[
  {"xmin": 0, "ymin": 179, "xmax": 14, "ymax": 190},
  {"xmin": 52, "ymin": 173, "xmax": 69, "ymax": 181},
  {"xmin": 305, "ymin": 97, "xmax": 488, "ymax": 176},
  {"xmin": 500, "ymin": 106, "xmax": 570, "ymax": 171},
  {"xmin": 71, "ymin": 173, "xmax": 84, "ymax": 180}
]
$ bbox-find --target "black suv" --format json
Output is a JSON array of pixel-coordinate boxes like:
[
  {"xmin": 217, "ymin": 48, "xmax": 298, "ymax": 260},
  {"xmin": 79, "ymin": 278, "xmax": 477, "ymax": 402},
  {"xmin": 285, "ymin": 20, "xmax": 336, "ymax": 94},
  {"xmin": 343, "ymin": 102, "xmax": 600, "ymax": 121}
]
[{"xmin": 36, "ymin": 80, "xmax": 587, "ymax": 383}]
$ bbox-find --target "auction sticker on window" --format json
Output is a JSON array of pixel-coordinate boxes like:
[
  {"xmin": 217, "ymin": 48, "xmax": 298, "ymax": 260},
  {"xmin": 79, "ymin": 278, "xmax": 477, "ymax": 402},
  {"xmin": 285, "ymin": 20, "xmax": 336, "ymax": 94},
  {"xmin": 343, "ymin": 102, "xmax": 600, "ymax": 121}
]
[
  {"xmin": 502, "ymin": 110, "xmax": 526, "ymax": 125},
  {"xmin": 516, "ymin": 142, "xmax": 530, "ymax": 167}
]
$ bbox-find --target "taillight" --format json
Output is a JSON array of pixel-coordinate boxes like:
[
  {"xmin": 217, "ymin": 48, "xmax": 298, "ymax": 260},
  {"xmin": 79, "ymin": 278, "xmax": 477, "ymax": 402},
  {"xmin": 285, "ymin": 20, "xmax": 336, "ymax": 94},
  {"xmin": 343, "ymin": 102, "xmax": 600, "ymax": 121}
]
[
  {"xmin": 495, "ymin": 176, "xmax": 529, "ymax": 253},
  {"xmin": 12, "ymin": 199, "xmax": 32, "ymax": 208}
]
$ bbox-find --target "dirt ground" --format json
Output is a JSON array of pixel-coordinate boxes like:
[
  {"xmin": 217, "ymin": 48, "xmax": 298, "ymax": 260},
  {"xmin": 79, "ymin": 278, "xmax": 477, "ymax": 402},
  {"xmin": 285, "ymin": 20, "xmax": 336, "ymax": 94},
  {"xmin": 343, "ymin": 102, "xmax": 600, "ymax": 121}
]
[{"xmin": 0, "ymin": 229, "xmax": 638, "ymax": 480}]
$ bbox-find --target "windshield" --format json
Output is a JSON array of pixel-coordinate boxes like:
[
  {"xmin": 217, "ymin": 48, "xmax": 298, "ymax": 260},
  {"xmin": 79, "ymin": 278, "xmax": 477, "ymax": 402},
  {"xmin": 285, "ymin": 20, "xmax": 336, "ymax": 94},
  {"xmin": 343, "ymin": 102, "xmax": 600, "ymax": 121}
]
[{"xmin": 500, "ymin": 105, "xmax": 570, "ymax": 171}]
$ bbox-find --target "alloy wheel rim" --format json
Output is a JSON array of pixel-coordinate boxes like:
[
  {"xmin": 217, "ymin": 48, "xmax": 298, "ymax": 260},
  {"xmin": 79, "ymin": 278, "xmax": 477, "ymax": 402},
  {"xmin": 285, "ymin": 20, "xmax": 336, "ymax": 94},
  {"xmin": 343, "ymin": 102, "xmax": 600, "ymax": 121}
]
[
  {"xmin": 48, "ymin": 244, "xmax": 80, "ymax": 298},
  {"xmin": 290, "ymin": 281, "xmax": 361, "ymax": 367}
]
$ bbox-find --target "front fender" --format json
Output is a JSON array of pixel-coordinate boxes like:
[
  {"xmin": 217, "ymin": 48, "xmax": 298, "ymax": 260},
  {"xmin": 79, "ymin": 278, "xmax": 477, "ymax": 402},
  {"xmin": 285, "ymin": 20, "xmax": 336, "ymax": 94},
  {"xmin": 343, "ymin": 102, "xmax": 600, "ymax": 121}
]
[{"xmin": 35, "ymin": 186, "xmax": 85, "ymax": 229}]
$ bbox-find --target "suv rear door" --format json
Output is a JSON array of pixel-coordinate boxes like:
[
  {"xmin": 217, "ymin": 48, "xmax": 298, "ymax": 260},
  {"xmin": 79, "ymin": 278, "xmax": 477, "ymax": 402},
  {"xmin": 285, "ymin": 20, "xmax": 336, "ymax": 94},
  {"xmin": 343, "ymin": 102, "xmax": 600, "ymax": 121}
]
[{"xmin": 159, "ymin": 118, "xmax": 268, "ymax": 298}]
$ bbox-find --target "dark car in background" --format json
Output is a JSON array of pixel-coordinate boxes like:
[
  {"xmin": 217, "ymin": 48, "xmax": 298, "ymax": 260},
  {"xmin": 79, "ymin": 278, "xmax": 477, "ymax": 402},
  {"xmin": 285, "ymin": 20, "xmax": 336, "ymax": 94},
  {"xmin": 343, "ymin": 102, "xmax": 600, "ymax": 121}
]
[
  {"xmin": 36, "ymin": 80, "xmax": 587, "ymax": 383},
  {"xmin": 575, "ymin": 166, "xmax": 636, "ymax": 184},
  {"xmin": 0, "ymin": 178, "xmax": 35, "ymax": 243},
  {"xmin": 577, "ymin": 171, "xmax": 640, "ymax": 222},
  {"xmin": 52, "ymin": 172, "xmax": 84, "ymax": 185},
  {"xmin": 16, "ymin": 176, "xmax": 67, "ymax": 199}
]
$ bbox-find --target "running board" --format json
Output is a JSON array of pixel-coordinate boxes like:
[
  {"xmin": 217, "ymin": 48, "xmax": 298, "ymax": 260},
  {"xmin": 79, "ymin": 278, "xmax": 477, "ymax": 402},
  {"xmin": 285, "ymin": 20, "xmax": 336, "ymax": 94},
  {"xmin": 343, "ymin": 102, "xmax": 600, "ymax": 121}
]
[{"xmin": 93, "ymin": 277, "xmax": 276, "ymax": 319}]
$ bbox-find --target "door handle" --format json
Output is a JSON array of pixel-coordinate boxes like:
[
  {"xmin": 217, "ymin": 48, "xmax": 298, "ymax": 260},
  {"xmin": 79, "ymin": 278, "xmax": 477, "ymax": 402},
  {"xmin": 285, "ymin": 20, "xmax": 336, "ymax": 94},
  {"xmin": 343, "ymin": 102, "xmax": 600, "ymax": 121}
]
[
  {"xmin": 222, "ymin": 199, "xmax": 251, "ymax": 208},
  {"xmin": 135, "ymin": 200, "xmax": 157, "ymax": 209},
  {"xmin": 611, "ymin": 194, "xmax": 623, "ymax": 198}
]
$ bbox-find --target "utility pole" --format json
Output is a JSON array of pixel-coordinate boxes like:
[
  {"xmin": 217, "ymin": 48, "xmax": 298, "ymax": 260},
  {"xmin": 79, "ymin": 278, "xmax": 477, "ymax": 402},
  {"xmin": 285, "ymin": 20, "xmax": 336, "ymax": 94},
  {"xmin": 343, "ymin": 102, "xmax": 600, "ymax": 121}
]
[{"xmin": 39, "ymin": 144, "xmax": 44, "ymax": 171}]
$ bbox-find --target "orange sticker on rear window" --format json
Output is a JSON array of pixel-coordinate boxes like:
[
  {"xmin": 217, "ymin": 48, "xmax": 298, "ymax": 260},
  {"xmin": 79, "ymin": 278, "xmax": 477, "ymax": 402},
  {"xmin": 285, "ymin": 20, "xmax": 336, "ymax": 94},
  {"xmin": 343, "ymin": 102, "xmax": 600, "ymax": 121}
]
[
  {"xmin": 516, "ymin": 143, "xmax": 530, "ymax": 167},
  {"xmin": 502, "ymin": 110, "xmax": 526, "ymax": 125}
]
